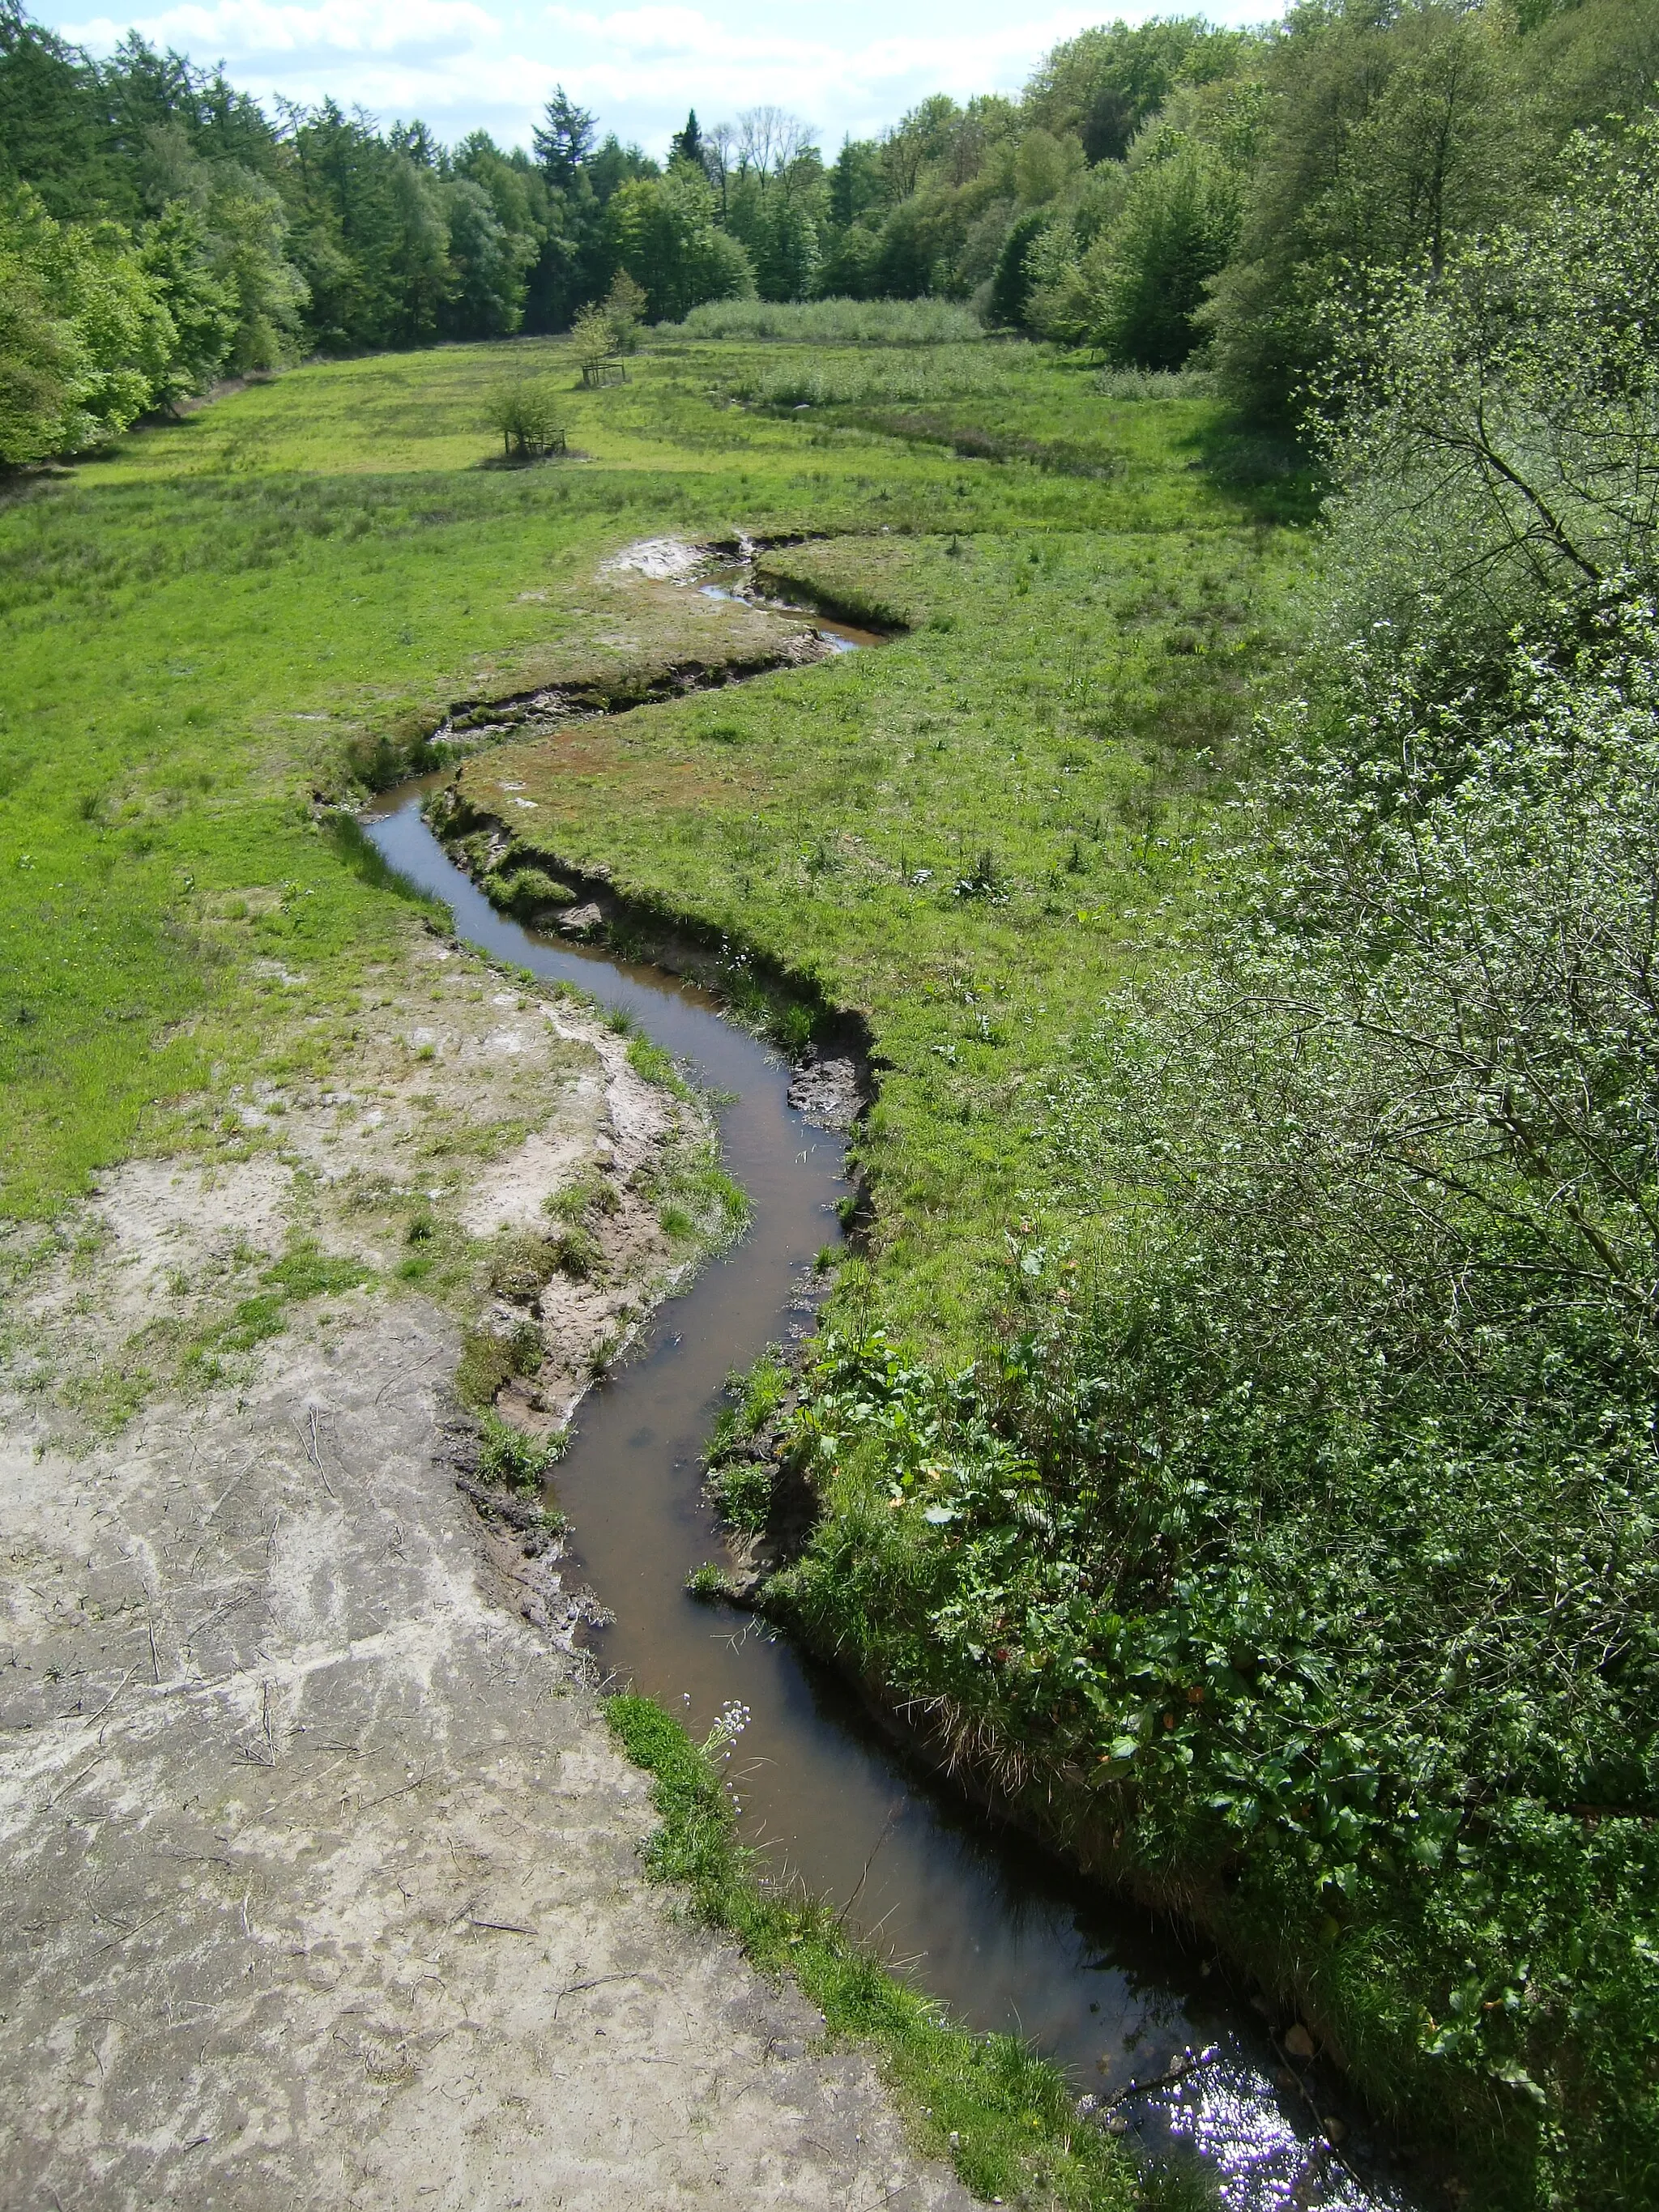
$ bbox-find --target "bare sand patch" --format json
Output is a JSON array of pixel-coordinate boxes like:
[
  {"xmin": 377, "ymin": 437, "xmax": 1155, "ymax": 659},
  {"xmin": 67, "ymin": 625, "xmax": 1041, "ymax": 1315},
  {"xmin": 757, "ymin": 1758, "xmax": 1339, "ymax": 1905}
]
[{"xmin": 0, "ymin": 923, "xmax": 968, "ymax": 2211}]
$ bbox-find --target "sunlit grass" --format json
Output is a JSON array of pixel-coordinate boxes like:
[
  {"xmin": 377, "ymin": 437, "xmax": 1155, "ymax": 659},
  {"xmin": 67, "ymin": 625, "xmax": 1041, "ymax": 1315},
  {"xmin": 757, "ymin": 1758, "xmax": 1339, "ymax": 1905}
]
[{"xmin": 2, "ymin": 332, "xmax": 1302, "ymax": 1226}]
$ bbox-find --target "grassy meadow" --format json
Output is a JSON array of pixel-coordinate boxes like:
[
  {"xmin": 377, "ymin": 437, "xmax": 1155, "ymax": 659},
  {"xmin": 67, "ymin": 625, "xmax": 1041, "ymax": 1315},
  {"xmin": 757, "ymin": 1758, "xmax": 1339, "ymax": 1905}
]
[{"xmin": 1, "ymin": 328, "xmax": 1302, "ymax": 1255}]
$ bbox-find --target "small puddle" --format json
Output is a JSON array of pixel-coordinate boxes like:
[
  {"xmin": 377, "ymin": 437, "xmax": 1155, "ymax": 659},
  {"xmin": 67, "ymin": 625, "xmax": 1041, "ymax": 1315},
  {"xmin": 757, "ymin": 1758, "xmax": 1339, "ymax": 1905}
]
[{"xmin": 362, "ymin": 560, "xmax": 1417, "ymax": 2211}]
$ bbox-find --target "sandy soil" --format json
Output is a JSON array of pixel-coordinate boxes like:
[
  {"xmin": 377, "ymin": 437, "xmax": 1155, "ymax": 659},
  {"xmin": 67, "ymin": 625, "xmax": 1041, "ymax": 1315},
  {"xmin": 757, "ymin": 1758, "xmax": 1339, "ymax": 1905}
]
[{"xmin": 0, "ymin": 928, "xmax": 969, "ymax": 2212}]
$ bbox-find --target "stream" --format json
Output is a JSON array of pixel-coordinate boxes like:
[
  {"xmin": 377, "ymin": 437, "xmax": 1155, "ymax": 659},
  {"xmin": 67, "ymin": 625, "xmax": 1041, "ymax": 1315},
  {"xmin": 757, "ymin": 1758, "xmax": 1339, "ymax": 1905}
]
[{"xmin": 362, "ymin": 553, "xmax": 1418, "ymax": 2212}]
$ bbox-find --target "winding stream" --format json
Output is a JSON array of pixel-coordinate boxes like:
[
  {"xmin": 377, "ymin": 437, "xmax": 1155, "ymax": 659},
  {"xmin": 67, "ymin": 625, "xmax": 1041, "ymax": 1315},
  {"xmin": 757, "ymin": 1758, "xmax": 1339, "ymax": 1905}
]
[{"xmin": 362, "ymin": 558, "xmax": 1417, "ymax": 2212}]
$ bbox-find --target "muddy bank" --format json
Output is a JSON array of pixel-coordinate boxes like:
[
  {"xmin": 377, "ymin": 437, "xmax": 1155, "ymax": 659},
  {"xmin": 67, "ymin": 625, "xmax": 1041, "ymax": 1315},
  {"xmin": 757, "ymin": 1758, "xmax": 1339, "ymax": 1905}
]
[
  {"xmin": 0, "ymin": 918, "xmax": 971, "ymax": 2211},
  {"xmin": 424, "ymin": 628, "xmax": 838, "ymax": 765},
  {"xmin": 0, "ymin": 1303, "xmax": 969, "ymax": 2212}
]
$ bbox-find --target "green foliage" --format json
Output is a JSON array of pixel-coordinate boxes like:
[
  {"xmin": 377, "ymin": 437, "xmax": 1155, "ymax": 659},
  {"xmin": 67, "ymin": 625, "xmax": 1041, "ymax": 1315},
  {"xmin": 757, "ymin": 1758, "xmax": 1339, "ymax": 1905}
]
[
  {"xmin": 455, "ymin": 1319, "xmax": 543, "ymax": 1408},
  {"xmin": 570, "ymin": 301, "xmax": 620, "ymax": 388},
  {"xmin": 543, "ymin": 1165, "xmax": 619, "ymax": 1225},
  {"xmin": 548, "ymin": 1222, "xmax": 600, "ymax": 1280},
  {"xmin": 603, "ymin": 1693, "xmax": 1137, "ymax": 2210},
  {"xmin": 0, "ymin": 181, "xmax": 175, "ymax": 460},
  {"xmin": 725, "ymin": 173, "xmax": 820, "ymax": 304},
  {"xmin": 1025, "ymin": 16, "xmax": 1258, "ymax": 165},
  {"xmin": 1315, "ymin": 113, "xmax": 1659, "ymax": 675},
  {"xmin": 1204, "ymin": 0, "xmax": 1644, "ymax": 421},
  {"xmin": 1088, "ymin": 141, "xmax": 1243, "ymax": 369},
  {"xmin": 476, "ymin": 1409, "xmax": 561, "ymax": 1489},
  {"xmin": 706, "ymin": 1455, "xmax": 773, "ymax": 1532},
  {"xmin": 606, "ymin": 164, "xmax": 753, "ymax": 324},
  {"xmin": 672, "ymin": 296, "xmax": 981, "ymax": 344},
  {"xmin": 987, "ymin": 210, "xmax": 1049, "ymax": 331},
  {"xmin": 753, "ymin": 136, "xmax": 1659, "ymax": 2201},
  {"xmin": 6, "ymin": 0, "xmax": 1654, "ymax": 437},
  {"xmin": 484, "ymin": 377, "xmax": 568, "ymax": 460}
]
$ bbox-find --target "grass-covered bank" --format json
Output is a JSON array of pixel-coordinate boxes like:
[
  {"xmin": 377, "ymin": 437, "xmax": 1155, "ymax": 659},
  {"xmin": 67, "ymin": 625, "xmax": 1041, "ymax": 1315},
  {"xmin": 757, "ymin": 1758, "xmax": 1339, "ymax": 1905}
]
[
  {"xmin": 605, "ymin": 1692, "xmax": 1143, "ymax": 2211},
  {"xmin": 450, "ymin": 505, "xmax": 1303, "ymax": 1353}
]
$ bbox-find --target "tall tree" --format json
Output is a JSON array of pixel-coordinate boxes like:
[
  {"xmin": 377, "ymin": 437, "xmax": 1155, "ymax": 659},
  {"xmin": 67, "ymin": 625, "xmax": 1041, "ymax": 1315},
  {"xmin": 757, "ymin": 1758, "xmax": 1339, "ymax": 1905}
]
[{"xmin": 532, "ymin": 88, "xmax": 595, "ymax": 187}]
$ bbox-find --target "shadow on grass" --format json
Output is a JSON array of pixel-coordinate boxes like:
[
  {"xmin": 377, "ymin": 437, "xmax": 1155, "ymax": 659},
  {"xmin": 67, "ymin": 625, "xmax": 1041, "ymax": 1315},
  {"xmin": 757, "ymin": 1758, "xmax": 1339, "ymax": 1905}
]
[{"xmin": 1181, "ymin": 407, "xmax": 1325, "ymax": 527}]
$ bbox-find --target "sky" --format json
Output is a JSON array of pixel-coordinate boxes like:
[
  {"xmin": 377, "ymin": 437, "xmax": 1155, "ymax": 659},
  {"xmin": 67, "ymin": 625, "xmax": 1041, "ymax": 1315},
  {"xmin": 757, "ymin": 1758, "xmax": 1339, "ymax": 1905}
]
[{"xmin": 41, "ymin": 0, "xmax": 1276, "ymax": 161}]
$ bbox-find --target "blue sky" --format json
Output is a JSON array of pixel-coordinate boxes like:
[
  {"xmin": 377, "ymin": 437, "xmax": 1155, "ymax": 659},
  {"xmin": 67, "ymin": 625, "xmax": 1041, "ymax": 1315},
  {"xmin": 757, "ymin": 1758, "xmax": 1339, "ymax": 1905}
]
[{"xmin": 41, "ymin": 0, "xmax": 1274, "ymax": 161}]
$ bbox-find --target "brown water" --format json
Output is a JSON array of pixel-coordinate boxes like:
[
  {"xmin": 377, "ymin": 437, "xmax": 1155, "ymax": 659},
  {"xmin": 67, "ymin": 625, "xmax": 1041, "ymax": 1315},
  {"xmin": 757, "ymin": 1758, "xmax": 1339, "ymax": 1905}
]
[{"xmin": 362, "ymin": 781, "xmax": 1417, "ymax": 2212}]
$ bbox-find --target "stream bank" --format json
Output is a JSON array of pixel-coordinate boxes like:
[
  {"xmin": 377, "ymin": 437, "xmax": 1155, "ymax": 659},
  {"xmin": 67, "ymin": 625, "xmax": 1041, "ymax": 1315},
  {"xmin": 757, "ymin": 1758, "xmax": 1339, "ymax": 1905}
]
[
  {"xmin": 0, "ymin": 923, "xmax": 969, "ymax": 2211},
  {"xmin": 364, "ymin": 762, "xmax": 1417, "ymax": 2212}
]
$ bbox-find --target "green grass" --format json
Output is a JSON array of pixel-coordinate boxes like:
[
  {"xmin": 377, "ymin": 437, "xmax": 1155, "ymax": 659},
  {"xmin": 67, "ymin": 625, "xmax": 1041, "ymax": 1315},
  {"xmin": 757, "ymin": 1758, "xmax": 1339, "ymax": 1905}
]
[
  {"xmin": 605, "ymin": 1692, "xmax": 1141, "ymax": 2210},
  {"xmin": 185, "ymin": 1241, "xmax": 375, "ymax": 1375},
  {"xmin": 672, "ymin": 297, "xmax": 987, "ymax": 343},
  {"xmin": 1, "ymin": 332, "xmax": 1294, "ymax": 1228},
  {"xmin": 458, "ymin": 512, "xmax": 1302, "ymax": 1356}
]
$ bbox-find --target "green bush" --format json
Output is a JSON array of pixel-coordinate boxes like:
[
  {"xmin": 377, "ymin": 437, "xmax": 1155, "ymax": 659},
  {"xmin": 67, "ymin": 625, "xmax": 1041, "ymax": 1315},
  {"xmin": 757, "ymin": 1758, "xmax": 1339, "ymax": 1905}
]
[
  {"xmin": 484, "ymin": 376, "xmax": 567, "ymax": 460},
  {"xmin": 706, "ymin": 1455, "xmax": 773, "ymax": 1533},
  {"xmin": 456, "ymin": 1319, "xmax": 542, "ymax": 1408},
  {"xmin": 476, "ymin": 1410, "xmax": 560, "ymax": 1490},
  {"xmin": 487, "ymin": 1231, "xmax": 559, "ymax": 1302}
]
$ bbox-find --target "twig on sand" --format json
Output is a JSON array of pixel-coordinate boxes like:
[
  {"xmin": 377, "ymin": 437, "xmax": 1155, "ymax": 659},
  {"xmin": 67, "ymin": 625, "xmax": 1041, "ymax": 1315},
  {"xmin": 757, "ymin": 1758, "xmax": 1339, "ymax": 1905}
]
[
  {"xmin": 81, "ymin": 1665, "xmax": 135, "ymax": 1725},
  {"xmin": 552, "ymin": 1970, "xmax": 660, "ymax": 2018},
  {"xmin": 304, "ymin": 1406, "xmax": 337, "ymax": 1499}
]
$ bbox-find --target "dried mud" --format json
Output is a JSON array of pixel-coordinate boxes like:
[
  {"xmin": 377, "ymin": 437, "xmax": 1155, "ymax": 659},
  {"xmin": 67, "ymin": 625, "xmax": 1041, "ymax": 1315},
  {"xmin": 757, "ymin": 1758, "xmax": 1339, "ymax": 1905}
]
[{"xmin": 0, "ymin": 920, "xmax": 966, "ymax": 2212}]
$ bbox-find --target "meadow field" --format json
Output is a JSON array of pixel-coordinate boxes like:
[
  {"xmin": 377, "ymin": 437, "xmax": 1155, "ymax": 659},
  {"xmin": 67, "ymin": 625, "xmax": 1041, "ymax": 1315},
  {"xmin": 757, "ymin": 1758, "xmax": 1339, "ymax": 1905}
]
[
  {"xmin": 7, "ymin": 317, "xmax": 1647, "ymax": 2208},
  {"xmin": 0, "ymin": 328, "xmax": 1300, "ymax": 1272}
]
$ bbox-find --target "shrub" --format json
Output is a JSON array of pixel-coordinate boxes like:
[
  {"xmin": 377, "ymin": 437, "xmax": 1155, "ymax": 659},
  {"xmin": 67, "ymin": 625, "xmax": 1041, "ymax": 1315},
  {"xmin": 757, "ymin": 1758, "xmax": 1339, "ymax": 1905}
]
[
  {"xmin": 569, "ymin": 303, "xmax": 617, "ymax": 389},
  {"xmin": 487, "ymin": 1231, "xmax": 559, "ymax": 1302},
  {"xmin": 484, "ymin": 375, "xmax": 568, "ymax": 458},
  {"xmin": 706, "ymin": 1455, "xmax": 773, "ymax": 1533},
  {"xmin": 544, "ymin": 1166, "xmax": 619, "ymax": 1224},
  {"xmin": 476, "ymin": 1410, "xmax": 561, "ymax": 1490},
  {"xmin": 548, "ymin": 1222, "xmax": 600, "ymax": 1280},
  {"xmin": 456, "ymin": 1319, "xmax": 543, "ymax": 1407}
]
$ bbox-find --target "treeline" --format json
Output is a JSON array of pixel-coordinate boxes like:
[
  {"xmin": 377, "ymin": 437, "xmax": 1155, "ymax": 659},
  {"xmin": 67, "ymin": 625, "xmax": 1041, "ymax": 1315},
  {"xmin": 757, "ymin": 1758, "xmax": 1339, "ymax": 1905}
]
[
  {"xmin": 0, "ymin": 5, "xmax": 664, "ymax": 458},
  {"xmin": 2, "ymin": 0, "xmax": 1656, "ymax": 463}
]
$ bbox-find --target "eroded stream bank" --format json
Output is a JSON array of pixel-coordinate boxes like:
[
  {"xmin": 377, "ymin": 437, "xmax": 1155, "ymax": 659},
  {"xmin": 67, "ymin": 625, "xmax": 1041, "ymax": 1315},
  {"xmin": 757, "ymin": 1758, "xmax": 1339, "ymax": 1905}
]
[{"xmin": 364, "ymin": 774, "xmax": 1417, "ymax": 2212}]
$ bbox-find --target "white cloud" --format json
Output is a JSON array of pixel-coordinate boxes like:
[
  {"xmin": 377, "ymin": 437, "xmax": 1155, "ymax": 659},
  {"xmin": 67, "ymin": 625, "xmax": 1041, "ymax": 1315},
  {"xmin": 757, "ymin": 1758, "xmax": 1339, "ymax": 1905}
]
[
  {"xmin": 539, "ymin": 1, "xmax": 1090, "ymax": 140},
  {"xmin": 53, "ymin": 0, "xmax": 1279, "ymax": 151},
  {"xmin": 69, "ymin": 0, "xmax": 500, "ymax": 59}
]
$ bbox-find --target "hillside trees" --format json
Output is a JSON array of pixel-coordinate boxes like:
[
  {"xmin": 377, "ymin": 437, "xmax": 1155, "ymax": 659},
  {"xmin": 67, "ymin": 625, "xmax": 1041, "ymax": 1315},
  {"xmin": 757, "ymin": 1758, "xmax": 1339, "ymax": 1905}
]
[
  {"xmin": 1024, "ymin": 14, "xmax": 1256, "ymax": 161},
  {"xmin": 0, "ymin": 182, "xmax": 177, "ymax": 459},
  {"xmin": 5, "ymin": 0, "xmax": 1657, "ymax": 444},
  {"xmin": 975, "ymin": 115, "xmax": 1659, "ymax": 2185}
]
